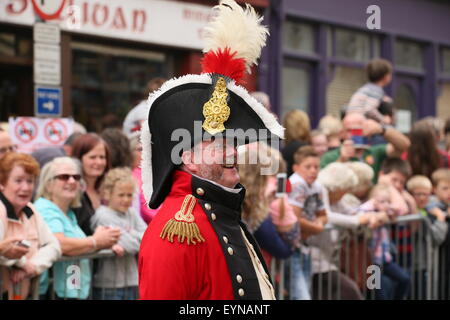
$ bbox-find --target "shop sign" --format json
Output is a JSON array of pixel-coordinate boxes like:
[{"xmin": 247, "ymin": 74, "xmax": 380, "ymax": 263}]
[
  {"xmin": 34, "ymin": 22, "xmax": 61, "ymax": 43},
  {"xmin": 34, "ymin": 43, "xmax": 61, "ymax": 85},
  {"xmin": 35, "ymin": 86, "xmax": 62, "ymax": 117},
  {"xmin": 1, "ymin": 0, "xmax": 212, "ymax": 50},
  {"xmin": 31, "ymin": 0, "xmax": 67, "ymax": 21}
]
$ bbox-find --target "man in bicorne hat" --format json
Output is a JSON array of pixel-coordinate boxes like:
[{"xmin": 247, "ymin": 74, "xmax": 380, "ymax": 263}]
[{"xmin": 138, "ymin": 0, "xmax": 284, "ymax": 300}]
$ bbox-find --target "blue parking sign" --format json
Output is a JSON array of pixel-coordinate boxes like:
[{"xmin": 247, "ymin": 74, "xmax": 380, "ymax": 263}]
[{"xmin": 35, "ymin": 86, "xmax": 62, "ymax": 117}]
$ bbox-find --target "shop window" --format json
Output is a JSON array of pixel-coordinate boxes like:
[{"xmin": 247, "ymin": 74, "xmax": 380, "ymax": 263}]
[
  {"xmin": 326, "ymin": 26, "xmax": 333, "ymax": 57},
  {"xmin": 0, "ymin": 33, "xmax": 15, "ymax": 57},
  {"xmin": 394, "ymin": 39, "xmax": 424, "ymax": 70},
  {"xmin": 17, "ymin": 36, "xmax": 32, "ymax": 58},
  {"xmin": 281, "ymin": 64, "xmax": 310, "ymax": 118},
  {"xmin": 71, "ymin": 42, "xmax": 168, "ymax": 132},
  {"xmin": 442, "ymin": 47, "xmax": 450, "ymax": 75},
  {"xmin": 335, "ymin": 28, "xmax": 370, "ymax": 62},
  {"xmin": 372, "ymin": 36, "xmax": 381, "ymax": 58},
  {"xmin": 0, "ymin": 32, "xmax": 32, "ymax": 58},
  {"xmin": 393, "ymin": 83, "xmax": 416, "ymax": 132},
  {"xmin": 283, "ymin": 20, "xmax": 315, "ymax": 54},
  {"xmin": 326, "ymin": 65, "xmax": 366, "ymax": 117}
]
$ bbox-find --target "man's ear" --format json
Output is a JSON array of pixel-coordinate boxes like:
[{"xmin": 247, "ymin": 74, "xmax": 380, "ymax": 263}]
[
  {"xmin": 181, "ymin": 150, "xmax": 198, "ymax": 173},
  {"xmin": 292, "ymin": 163, "xmax": 298, "ymax": 173}
]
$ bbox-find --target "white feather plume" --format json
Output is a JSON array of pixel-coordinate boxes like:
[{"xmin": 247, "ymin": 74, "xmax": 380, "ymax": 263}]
[{"xmin": 202, "ymin": 0, "xmax": 269, "ymax": 73}]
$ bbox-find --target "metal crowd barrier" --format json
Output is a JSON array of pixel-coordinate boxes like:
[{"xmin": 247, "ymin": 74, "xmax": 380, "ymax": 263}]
[
  {"xmin": 269, "ymin": 214, "xmax": 450, "ymax": 300},
  {"xmin": 2, "ymin": 214, "xmax": 449, "ymax": 300},
  {"xmin": 1, "ymin": 250, "xmax": 139, "ymax": 300}
]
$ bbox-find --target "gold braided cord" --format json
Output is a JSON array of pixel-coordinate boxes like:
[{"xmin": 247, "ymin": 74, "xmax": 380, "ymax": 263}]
[
  {"xmin": 160, "ymin": 219, "xmax": 205, "ymax": 245},
  {"xmin": 160, "ymin": 195, "xmax": 205, "ymax": 245}
]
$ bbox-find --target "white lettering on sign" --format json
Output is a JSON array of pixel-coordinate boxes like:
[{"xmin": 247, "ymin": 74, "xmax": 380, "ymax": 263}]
[
  {"xmin": 34, "ymin": 43, "xmax": 61, "ymax": 85},
  {"xmin": 34, "ymin": 22, "xmax": 61, "ymax": 43},
  {"xmin": 0, "ymin": 0, "xmax": 211, "ymax": 50}
]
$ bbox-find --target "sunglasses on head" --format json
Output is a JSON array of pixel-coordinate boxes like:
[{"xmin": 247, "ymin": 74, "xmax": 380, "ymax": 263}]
[{"xmin": 53, "ymin": 174, "xmax": 82, "ymax": 182}]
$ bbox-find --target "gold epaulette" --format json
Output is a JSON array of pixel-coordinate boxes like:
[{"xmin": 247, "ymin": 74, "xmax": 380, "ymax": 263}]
[{"xmin": 160, "ymin": 195, "xmax": 205, "ymax": 245}]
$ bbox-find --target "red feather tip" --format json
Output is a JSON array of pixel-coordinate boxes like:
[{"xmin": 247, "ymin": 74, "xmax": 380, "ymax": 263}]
[{"xmin": 201, "ymin": 48, "xmax": 246, "ymax": 84}]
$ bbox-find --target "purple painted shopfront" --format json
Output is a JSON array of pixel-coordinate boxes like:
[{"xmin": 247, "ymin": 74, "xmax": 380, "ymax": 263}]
[{"xmin": 259, "ymin": 0, "xmax": 450, "ymax": 127}]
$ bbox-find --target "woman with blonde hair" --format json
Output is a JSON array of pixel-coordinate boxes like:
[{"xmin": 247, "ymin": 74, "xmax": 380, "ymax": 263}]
[
  {"xmin": 282, "ymin": 110, "xmax": 311, "ymax": 176},
  {"xmin": 238, "ymin": 142, "xmax": 296, "ymax": 264},
  {"xmin": 34, "ymin": 156, "xmax": 119, "ymax": 299}
]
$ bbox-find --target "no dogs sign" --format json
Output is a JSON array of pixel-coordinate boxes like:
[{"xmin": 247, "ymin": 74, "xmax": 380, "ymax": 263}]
[{"xmin": 9, "ymin": 117, "xmax": 74, "ymax": 153}]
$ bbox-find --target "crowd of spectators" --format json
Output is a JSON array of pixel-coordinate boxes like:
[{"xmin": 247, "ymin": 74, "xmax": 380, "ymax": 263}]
[{"xmin": 1, "ymin": 58, "xmax": 450, "ymax": 300}]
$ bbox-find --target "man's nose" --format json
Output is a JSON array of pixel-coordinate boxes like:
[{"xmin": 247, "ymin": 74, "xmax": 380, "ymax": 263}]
[{"xmin": 225, "ymin": 146, "xmax": 237, "ymax": 157}]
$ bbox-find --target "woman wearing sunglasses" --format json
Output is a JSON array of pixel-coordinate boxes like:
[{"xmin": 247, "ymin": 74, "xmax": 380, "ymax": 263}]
[
  {"xmin": 34, "ymin": 157, "xmax": 120, "ymax": 300},
  {"xmin": 0, "ymin": 152, "xmax": 61, "ymax": 300}
]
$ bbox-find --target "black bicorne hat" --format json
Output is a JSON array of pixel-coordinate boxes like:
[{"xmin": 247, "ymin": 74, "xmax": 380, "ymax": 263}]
[{"xmin": 141, "ymin": 0, "xmax": 284, "ymax": 208}]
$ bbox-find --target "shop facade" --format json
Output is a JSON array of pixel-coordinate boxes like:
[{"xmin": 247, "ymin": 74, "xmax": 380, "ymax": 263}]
[
  {"xmin": 0, "ymin": 0, "xmax": 266, "ymax": 132},
  {"xmin": 259, "ymin": 0, "xmax": 450, "ymax": 129}
]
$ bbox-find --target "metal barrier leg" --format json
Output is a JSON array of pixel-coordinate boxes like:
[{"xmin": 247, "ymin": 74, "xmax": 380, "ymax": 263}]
[
  {"xmin": 432, "ymin": 243, "xmax": 438, "ymax": 300},
  {"xmin": 317, "ymin": 249, "xmax": 322, "ymax": 300},
  {"xmin": 279, "ymin": 259, "xmax": 285, "ymax": 300},
  {"xmin": 353, "ymin": 232, "xmax": 359, "ymax": 298},
  {"xmin": 411, "ymin": 225, "xmax": 417, "ymax": 300},
  {"xmin": 426, "ymin": 234, "xmax": 432, "ymax": 300},
  {"xmin": 337, "ymin": 239, "xmax": 341, "ymax": 300},
  {"xmin": 362, "ymin": 233, "xmax": 367, "ymax": 299},
  {"xmin": 418, "ymin": 223, "xmax": 423, "ymax": 300}
]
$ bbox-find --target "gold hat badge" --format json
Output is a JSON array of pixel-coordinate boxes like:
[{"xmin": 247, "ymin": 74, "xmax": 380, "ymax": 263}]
[
  {"xmin": 160, "ymin": 195, "xmax": 205, "ymax": 245},
  {"xmin": 202, "ymin": 77, "xmax": 230, "ymax": 135}
]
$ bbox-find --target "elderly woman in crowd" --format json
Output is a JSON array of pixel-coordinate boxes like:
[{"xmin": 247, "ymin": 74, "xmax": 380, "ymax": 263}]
[
  {"xmin": 71, "ymin": 133, "xmax": 112, "ymax": 235},
  {"xmin": 309, "ymin": 162, "xmax": 380, "ymax": 300},
  {"xmin": 34, "ymin": 157, "xmax": 120, "ymax": 300},
  {"xmin": 0, "ymin": 152, "xmax": 61, "ymax": 300},
  {"xmin": 343, "ymin": 161, "xmax": 375, "ymax": 205}
]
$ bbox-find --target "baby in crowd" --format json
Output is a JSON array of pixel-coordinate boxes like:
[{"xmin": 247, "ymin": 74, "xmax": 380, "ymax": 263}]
[{"xmin": 90, "ymin": 167, "xmax": 147, "ymax": 300}]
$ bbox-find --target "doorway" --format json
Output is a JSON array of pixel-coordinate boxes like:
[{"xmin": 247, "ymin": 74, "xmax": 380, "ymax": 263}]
[{"xmin": 0, "ymin": 64, "xmax": 33, "ymax": 123}]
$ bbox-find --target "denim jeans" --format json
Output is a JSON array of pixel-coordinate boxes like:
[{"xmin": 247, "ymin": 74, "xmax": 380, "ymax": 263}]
[
  {"xmin": 287, "ymin": 248, "xmax": 312, "ymax": 300},
  {"xmin": 93, "ymin": 286, "xmax": 138, "ymax": 300},
  {"xmin": 375, "ymin": 262, "xmax": 410, "ymax": 300}
]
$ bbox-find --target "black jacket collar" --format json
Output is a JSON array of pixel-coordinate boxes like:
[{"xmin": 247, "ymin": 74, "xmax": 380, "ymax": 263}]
[
  {"xmin": 0, "ymin": 191, "xmax": 33, "ymax": 221},
  {"xmin": 190, "ymin": 174, "xmax": 246, "ymax": 213}
]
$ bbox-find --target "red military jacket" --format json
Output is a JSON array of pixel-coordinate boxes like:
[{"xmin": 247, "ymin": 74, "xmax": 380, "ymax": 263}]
[{"xmin": 138, "ymin": 170, "xmax": 270, "ymax": 300}]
